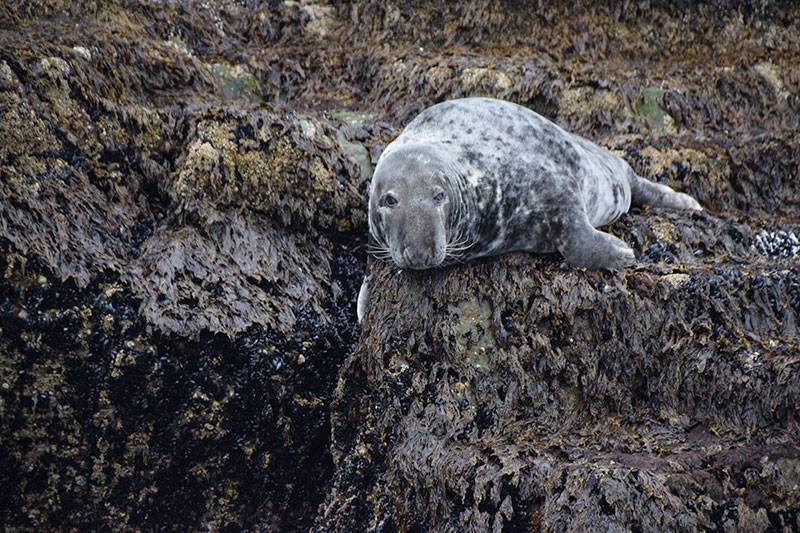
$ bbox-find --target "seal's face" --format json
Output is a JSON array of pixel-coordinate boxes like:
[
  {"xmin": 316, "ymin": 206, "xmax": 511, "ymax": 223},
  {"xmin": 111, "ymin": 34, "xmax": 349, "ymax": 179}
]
[{"xmin": 370, "ymin": 152, "xmax": 450, "ymax": 269}]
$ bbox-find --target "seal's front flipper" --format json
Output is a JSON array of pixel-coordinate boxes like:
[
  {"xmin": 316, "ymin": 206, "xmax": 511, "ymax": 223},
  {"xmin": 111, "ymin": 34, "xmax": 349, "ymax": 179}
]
[
  {"xmin": 630, "ymin": 174, "xmax": 702, "ymax": 211},
  {"xmin": 557, "ymin": 217, "xmax": 635, "ymax": 270},
  {"xmin": 357, "ymin": 275, "xmax": 370, "ymax": 323}
]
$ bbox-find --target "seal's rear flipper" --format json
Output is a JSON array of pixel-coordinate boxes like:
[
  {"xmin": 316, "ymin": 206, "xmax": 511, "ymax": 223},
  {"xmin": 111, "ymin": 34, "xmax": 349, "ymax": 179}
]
[
  {"xmin": 357, "ymin": 275, "xmax": 370, "ymax": 324},
  {"xmin": 629, "ymin": 174, "xmax": 702, "ymax": 211}
]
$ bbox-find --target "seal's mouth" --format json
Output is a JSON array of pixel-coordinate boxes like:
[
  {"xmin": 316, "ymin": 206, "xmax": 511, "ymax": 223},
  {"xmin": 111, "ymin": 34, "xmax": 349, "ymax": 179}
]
[
  {"xmin": 393, "ymin": 247, "xmax": 445, "ymax": 269},
  {"xmin": 397, "ymin": 260, "xmax": 441, "ymax": 270}
]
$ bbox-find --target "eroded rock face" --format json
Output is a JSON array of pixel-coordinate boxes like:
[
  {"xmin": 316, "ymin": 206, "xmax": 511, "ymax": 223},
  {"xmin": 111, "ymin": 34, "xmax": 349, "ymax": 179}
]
[{"xmin": 1, "ymin": 1, "xmax": 799, "ymax": 531}]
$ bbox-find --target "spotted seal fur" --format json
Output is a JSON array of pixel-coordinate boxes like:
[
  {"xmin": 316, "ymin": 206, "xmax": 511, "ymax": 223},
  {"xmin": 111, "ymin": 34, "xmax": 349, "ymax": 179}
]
[{"xmin": 357, "ymin": 97, "xmax": 701, "ymax": 321}]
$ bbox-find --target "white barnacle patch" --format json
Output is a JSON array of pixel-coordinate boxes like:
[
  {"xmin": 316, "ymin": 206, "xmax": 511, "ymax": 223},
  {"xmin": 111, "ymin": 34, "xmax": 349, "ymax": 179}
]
[{"xmin": 298, "ymin": 118, "xmax": 318, "ymax": 138}]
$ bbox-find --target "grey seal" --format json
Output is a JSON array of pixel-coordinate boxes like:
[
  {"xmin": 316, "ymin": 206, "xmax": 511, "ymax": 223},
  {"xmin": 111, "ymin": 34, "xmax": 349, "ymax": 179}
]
[{"xmin": 357, "ymin": 97, "xmax": 701, "ymax": 321}]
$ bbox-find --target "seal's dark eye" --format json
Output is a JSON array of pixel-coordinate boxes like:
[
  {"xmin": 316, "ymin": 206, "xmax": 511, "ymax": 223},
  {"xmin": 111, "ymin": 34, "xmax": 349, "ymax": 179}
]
[
  {"xmin": 382, "ymin": 193, "xmax": 398, "ymax": 208},
  {"xmin": 433, "ymin": 191, "xmax": 446, "ymax": 204}
]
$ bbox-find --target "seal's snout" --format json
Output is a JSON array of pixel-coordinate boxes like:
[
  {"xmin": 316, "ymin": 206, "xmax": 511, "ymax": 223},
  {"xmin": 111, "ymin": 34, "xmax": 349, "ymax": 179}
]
[
  {"xmin": 397, "ymin": 244, "xmax": 444, "ymax": 269},
  {"xmin": 401, "ymin": 246, "xmax": 431, "ymax": 269}
]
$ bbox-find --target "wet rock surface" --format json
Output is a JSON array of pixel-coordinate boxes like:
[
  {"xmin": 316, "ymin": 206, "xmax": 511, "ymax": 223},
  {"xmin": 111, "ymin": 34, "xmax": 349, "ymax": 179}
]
[{"xmin": 1, "ymin": 1, "xmax": 798, "ymax": 531}]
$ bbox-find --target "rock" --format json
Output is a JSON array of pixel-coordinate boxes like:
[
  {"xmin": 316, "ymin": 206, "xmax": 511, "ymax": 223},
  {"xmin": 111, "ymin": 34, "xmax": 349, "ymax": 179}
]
[
  {"xmin": 209, "ymin": 63, "xmax": 262, "ymax": 103},
  {"xmin": 71, "ymin": 46, "xmax": 92, "ymax": 61},
  {"xmin": 1, "ymin": 1, "xmax": 799, "ymax": 531},
  {"xmin": 630, "ymin": 86, "xmax": 676, "ymax": 132},
  {"xmin": 0, "ymin": 4, "xmax": 368, "ymax": 529},
  {"xmin": 320, "ymin": 239, "xmax": 800, "ymax": 531}
]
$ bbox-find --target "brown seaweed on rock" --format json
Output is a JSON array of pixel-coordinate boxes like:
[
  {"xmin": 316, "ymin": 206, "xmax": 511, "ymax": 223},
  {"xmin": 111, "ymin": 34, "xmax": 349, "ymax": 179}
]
[
  {"xmin": 0, "ymin": 2, "xmax": 369, "ymax": 529},
  {"xmin": 1, "ymin": 0, "xmax": 799, "ymax": 531},
  {"xmin": 317, "ymin": 1, "xmax": 800, "ymax": 531},
  {"xmin": 319, "ymin": 210, "xmax": 800, "ymax": 531}
]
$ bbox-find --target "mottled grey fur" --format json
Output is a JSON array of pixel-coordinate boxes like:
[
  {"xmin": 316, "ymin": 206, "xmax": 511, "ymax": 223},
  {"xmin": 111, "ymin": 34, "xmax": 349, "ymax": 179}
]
[{"xmin": 358, "ymin": 97, "xmax": 701, "ymax": 321}]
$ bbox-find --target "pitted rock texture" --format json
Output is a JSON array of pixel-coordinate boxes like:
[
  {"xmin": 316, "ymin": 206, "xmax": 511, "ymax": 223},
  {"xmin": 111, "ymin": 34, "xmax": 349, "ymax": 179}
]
[{"xmin": 1, "ymin": 1, "xmax": 799, "ymax": 531}]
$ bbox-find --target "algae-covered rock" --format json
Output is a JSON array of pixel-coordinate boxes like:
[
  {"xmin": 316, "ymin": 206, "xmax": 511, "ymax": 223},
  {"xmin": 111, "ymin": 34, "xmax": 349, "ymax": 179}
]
[
  {"xmin": 319, "ymin": 226, "xmax": 799, "ymax": 531},
  {"xmin": 1, "ymin": 0, "xmax": 799, "ymax": 531},
  {"xmin": 313, "ymin": 2, "xmax": 800, "ymax": 531},
  {"xmin": 210, "ymin": 63, "xmax": 263, "ymax": 103},
  {"xmin": 0, "ymin": 2, "xmax": 368, "ymax": 530},
  {"xmin": 0, "ymin": 240, "xmax": 361, "ymax": 530},
  {"xmin": 170, "ymin": 108, "xmax": 366, "ymax": 231}
]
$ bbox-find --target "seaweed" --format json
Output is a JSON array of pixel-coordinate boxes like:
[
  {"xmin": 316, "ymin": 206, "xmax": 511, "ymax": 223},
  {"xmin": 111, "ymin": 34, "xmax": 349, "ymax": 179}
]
[{"xmin": 0, "ymin": 1, "xmax": 798, "ymax": 531}]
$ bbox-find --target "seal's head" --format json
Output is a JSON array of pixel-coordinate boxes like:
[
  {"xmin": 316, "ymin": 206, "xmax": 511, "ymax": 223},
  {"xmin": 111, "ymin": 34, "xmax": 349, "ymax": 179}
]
[{"xmin": 369, "ymin": 145, "xmax": 452, "ymax": 269}]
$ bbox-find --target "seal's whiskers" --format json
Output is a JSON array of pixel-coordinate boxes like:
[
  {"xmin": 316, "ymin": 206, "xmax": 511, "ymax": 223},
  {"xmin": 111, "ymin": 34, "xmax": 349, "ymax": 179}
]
[
  {"xmin": 445, "ymin": 235, "xmax": 475, "ymax": 254},
  {"xmin": 366, "ymin": 243, "xmax": 393, "ymax": 261}
]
